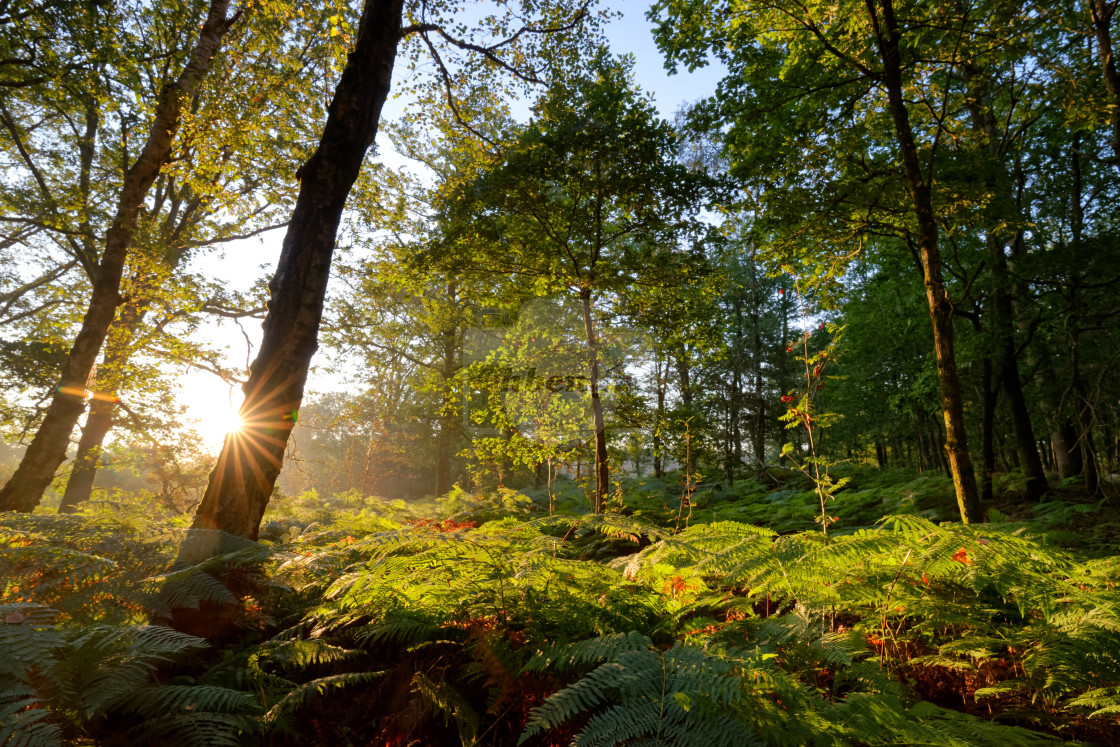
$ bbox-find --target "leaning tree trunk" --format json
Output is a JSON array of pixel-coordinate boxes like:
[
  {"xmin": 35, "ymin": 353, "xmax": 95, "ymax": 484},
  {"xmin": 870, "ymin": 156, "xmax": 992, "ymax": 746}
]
[
  {"xmin": 58, "ymin": 299, "xmax": 150, "ymax": 512},
  {"xmin": 579, "ymin": 287, "xmax": 610, "ymax": 513},
  {"xmin": 57, "ymin": 397, "xmax": 114, "ymax": 513},
  {"xmin": 0, "ymin": 0, "xmax": 238, "ymax": 513},
  {"xmin": 184, "ymin": 0, "xmax": 404, "ymax": 552},
  {"xmin": 870, "ymin": 0, "xmax": 983, "ymax": 523}
]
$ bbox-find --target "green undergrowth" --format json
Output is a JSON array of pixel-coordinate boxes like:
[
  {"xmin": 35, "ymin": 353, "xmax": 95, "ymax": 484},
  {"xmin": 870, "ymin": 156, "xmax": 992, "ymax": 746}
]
[{"xmin": 2, "ymin": 473, "xmax": 1119, "ymax": 745}]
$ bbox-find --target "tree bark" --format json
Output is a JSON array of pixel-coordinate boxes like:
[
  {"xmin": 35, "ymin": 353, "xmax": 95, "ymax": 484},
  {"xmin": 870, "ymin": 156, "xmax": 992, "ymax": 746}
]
[
  {"xmin": 0, "ymin": 0, "xmax": 238, "ymax": 513},
  {"xmin": 988, "ymin": 246, "xmax": 1048, "ymax": 500},
  {"xmin": 184, "ymin": 0, "xmax": 403, "ymax": 550},
  {"xmin": 1055, "ymin": 425, "xmax": 1082, "ymax": 478},
  {"xmin": 868, "ymin": 0, "xmax": 983, "ymax": 522},
  {"xmin": 579, "ymin": 287, "xmax": 610, "ymax": 513},
  {"xmin": 58, "ymin": 299, "xmax": 150, "ymax": 512},
  {"xmin": 57, "ymin": 397, "xmax": 114, "ymax": 513}
]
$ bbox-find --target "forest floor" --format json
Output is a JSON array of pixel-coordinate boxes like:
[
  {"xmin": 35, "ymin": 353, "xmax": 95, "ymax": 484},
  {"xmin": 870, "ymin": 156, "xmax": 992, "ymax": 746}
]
[{"xmin": 3, "ymin": 467, "xmax": 1120, "ymax": 746}]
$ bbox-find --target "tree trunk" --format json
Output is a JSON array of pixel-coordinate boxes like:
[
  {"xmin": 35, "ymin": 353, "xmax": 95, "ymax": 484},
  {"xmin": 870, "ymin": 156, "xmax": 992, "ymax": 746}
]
[
  {"xmin": 869, "ymin": 0, "xmax": 983, "ymax": 522},
  {"xmin": 578, "ymin": 287, "xmax": 609, "ymax": 513},
  {"xmin": 653, "ymin": 353, "xmax": 664, "ymax": 479},
  {"xmin": 184, "ymin": 0, "xmax": 403, "ymax": 551},
  {"xmin": 750, "ymin": 263, "xmax": 766, "ymax": 472},
  {"xmin": 57, "ymin": 397, "xmax": 114, "ymax": 513},
  {"xmin": 980, "ymin": 356, "xmax": 996, "ymax": 504},
  {"xmin": 989, "ymin": 251, "xmax": 1048, "ymax": 500},
  {"xmin": 962, "ymin": 64, "xmax": 1048, "ymax": 502},
  {"xmin": 1052, "ymin": 430, "xmax": 1074, "ymax": 479},
  {"xmin": 57, "ymin": 297, "xmax": 153, "ymax": 512},
  {"xmin": 1089, "ymin": 0, "xmax": 1120, "ymax": 173},
  {"xmin": 0, "ymin": 0, "xmax": 237, "ymax": 513},
  {"xmin": 435, "ymin": 281, "xmax": 460, "ymax": 497}
]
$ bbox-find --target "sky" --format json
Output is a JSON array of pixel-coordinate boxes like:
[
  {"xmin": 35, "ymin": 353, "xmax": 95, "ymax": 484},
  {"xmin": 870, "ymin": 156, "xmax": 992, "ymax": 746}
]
[{"xmin": 178, "ymin": 0, "xmax": 727, "ymax": 451}]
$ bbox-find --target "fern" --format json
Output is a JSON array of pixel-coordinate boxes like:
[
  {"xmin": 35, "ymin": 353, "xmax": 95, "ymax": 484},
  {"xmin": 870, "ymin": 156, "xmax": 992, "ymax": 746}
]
[
  {"xmin": 412, "ymin": 670, "xmax": 480, "ymax": 746},
  {"xmin": 524, "ymin": 630, "xmax": 653, "ymax": 673},
  {"xmin": 521, "ymin": 638, "xmax": 762, "ymax": 746},
  {"xmin": 0, "ymin": 682, "xmax": 61, "ymax": 747},
  {"xmin": 261, "ymin": 671, "xmax": 384, "ymax": 730}
]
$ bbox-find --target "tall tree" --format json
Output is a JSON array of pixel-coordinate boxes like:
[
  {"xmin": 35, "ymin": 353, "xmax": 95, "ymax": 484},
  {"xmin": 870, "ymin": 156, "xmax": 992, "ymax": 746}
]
[
  {"xmin": 649, "ymin": 0, "xmax": 1079, "ymax": 521},
  {"xmin": 441, "ymin": 55, "xmax": 707, "ymax": 511},
  {"xmin": 56, "ymin": 3, "xmax": 345, "ymax": 512},
  {"xmin": 0, "ymin": 0, "xmax": 241, "ymax": 512},
  {"xmin": 185, "ymin": 0, "xmax": 596, "ymax": 548}
]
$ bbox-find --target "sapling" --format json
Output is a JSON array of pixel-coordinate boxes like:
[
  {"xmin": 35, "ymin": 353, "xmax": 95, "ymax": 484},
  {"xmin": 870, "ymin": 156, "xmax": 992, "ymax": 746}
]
[{"xmin": 778, "ymin": 282, "xmax": 847, "ymax": 537}]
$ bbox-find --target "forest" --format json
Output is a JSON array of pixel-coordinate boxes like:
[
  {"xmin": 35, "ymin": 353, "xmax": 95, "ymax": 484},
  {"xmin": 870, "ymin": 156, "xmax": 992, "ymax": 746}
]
[{"xmin": 2, "ymin": 0, "xmax": 1120, "ymax": 744}]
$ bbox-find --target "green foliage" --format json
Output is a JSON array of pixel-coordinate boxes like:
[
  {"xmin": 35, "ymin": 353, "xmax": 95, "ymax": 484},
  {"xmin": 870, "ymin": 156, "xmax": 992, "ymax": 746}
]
[
  {"xmin": 3, "ymin": 474, "xmax": 1119, "ymax": 744},
  {"xmin": 0, "ymin": 602, "xmax": 258, "ymax": 747},
  {"xmin": 521, "ymin": 636, "xmax": 763, "ymax": 747}
]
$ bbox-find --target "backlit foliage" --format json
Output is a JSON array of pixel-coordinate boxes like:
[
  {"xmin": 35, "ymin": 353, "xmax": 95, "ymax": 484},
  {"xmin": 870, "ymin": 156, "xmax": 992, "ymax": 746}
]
[{"xmin": 3, "ymin": 472, "xmax": 1118, "ymax": 744}]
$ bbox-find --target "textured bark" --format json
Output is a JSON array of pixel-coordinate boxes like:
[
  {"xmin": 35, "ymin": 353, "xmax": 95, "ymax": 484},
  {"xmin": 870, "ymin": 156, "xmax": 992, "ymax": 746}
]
[
  {"xmin": 869, "ymin": 0, "xmax": 983, "ymax": 522},
  {"xmin": 58, "ymin": 300, "xmax": 148, "ymax": 512},
  {"xmin": 0, "ymin": 0, "xmax": 237, "ymax": 513},
  {"xmin": 185, "ymin": 0, "xmax": 404, "ymax": 549},
  {"xmin": 57, "ymin": 397, "xmax": 113, "ymax": 513},
  {"xmin": 579, "ymin": 288, "xmax": 610, "ymax": 513}
]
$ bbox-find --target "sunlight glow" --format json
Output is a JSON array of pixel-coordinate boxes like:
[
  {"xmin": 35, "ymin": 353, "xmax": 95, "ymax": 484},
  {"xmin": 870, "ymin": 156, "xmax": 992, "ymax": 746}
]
[
  {"xmin": 180, "ymin": 378, "xmax": 245, "ymax": 454},
  {"xmin": 217, "ymin": 409, "xmax": 245, "ymax": 438}
]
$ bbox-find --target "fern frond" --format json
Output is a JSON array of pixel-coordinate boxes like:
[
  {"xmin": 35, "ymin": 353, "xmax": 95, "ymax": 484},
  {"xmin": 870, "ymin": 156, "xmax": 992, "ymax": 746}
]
[
  {"xmin": 0, "ymin": 604, "xmax": 62, "ymax": 677},
  {"xmin": 261, "ymin": 671, "xmax": 383, "ymax": 727},
  {"xmin": 412, "ymin": 670, "xmax": 480, "ymax": 746},
  {"xmin": 523, "ymin": 630, "xmax": 652, "ymax": 673},
  {"xmin": 0, "ymin": 682, "xmax": 60, "ymax": 747}
]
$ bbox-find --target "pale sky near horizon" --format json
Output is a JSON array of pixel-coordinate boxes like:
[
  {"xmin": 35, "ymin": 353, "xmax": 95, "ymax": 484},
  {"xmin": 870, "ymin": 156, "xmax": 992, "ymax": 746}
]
[{"xmin": 178, "ymin": 0, "xmax": 727, "ymax": 452}]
